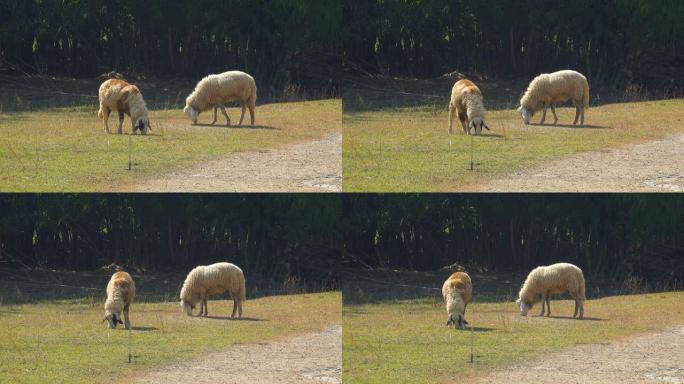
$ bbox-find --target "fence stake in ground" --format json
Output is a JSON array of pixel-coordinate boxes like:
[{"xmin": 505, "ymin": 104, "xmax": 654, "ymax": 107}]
[
  {"xmin": 128, "ymin": 135, "xmax": 132, "ymax": 171},
  {"xmin": 469, "ymin": 322, "xmax": 474, "ymax": 363},
  {"xmin": 469, "ymin": 134, "xmax": 474, "ymax": 171},
  {"xmin": 128, "ymin": 326, "xmax": 132, "ymax": 363}
]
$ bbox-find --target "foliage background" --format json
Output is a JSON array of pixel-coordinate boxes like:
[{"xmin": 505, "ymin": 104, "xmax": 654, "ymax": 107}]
[{"xmin": 343, "ymin": 0, "xmax": 684, "ymax": 93}]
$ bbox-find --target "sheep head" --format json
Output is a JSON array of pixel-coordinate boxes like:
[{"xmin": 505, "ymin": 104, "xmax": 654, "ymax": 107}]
[
  {"xmin": 180, "ymin": 299, "xmax": 196, "ymax": 316},
  {"xmin": 469, "ymin": 117, "xmax": 489, "ymax": 135},
  {"xmin": 516, "ymin": 298, "xmax": 531, "ymax": 316},
  {"xmin": 183, "ymin": 105, "xmax": 198, "ymax": 124},
  {"xmin": 518, "ymin": 107, "xmax": 532, "ymax": 125},
  {"xmin": 134, "ymin": 117, "xmax": 151, "ymax": 134},
  {"xmin": 103, "ymin": 312, "xmax": 124, "ymax": 328},
  {"xmin": 446, "ymin": 313, "xmax": 468, "ymax": 329}
]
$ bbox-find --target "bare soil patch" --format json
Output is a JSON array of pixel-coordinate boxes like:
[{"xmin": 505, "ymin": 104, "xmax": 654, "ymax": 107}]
[
  {"xmin": 123, "ymin": 134, "xmax": 341, "ymax": 192},
  {"xmin": 131, "ymin": 325, "xmax": 341, "ymax": 384},
  {"xmin": 478, "ymin": 326, "xmax": 684, "ymax": 384},
  {"xmin": 479, "ymin": 133, "xmax": 684, "ymax": 192}
]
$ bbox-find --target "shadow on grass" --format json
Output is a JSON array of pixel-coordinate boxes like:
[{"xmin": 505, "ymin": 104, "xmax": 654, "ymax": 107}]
[
  {"xmin": 470, "ymin": 133, "xmax": 505, "ymax": 138},
  {"xmin": 529, "ymin": 123, "xmax": 611, "ymax": 129},
  {"xmin": 130, "ymin": 326, "xmax": 159, "ymax": 331},
  {"xmin": 546, "ymin": 315, "xmax": 606, "ymax": 321},
  {"xmin": 448, "ymin": 326, "xmax": 495, "ymax": 332},
  {"xmin": 191, "ymin": 123, "xmax": 280, "ymax": 130},
  {"xmin": 203, "ymin": 316, "xmax": 267, "ymax": 322}
]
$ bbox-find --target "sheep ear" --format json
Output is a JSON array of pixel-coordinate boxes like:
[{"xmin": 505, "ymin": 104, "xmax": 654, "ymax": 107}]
[
  {"xmin": 117, "ymin": 319, "xmax": 124, "ymax": 324},
  {"xmin": 484, "ymin": 123, "xmax": 490, "ymax": 130},
  {"xmin": 102, "ymin": 317, "xmax": 107, "ymax": 323}
]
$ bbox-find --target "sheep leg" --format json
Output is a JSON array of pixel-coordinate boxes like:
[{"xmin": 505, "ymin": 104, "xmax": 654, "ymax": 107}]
[
  {"xmin": 198, "ymin": 291, "xmax": 207, "ymax": 316},
  {"xmin": 539, "ymin": 107, "xmax": 547, "ymax": 125},
  {"xmin": 123, "ymin": 303, "xmax": 131, "ymax": 329},
  {"xmin": 202, "ymin": 296, "xmax": 209, "ymax": 316},
  {"xmin": 219, "ymin": 106, "xmax": 231, "ymax": 126},
  {"xmin": 539, "ymin": 295, "xmax": 546, "ymax": 316},
  {"xmin": 117, "ymin": 110, "xmax": 124, "ymax": 135},
  {"xmin": 545, "ymin": 297, "xmax": 551, "ymax": 316},
  {"xmin": 448, "ymin": 106, "xmax": 455, "ymax": 134},
  {"xmin": 238, "ymin": 299, "xmax": 243, "ymax": 318},
  {"xmin": 458, "ymin": 111, "xmax": 468, "ymax": 135},
  {"xmin": 248, "ymin": 104, "xmax": 255, "ymax": 126},
  {"xmin": 579, "ymin": 300, "xmax": 584, "ymax": 319},
  {"xmin": 102, "ymin": 108, "xmax": 111, "ymax": 133},
  {"xmin": 238, "ymin": 102, "xmax": 246, "ymax": 126},
  {"xmin": 231, "ymin": 299, "xmax": 238, "ymax": 318},
  {"xmin": 580, "ymin": 107, "xmax": 585, "ymax": 126},
  {"xmin": 573, "ymin": 299, "xmax": 579, "ymax": 318},
  {"xmin": 210, "ymin": 107, "xmax": 218, "ymax": 125},
  {"xmin": 550, "ymin": 105, "xmax": 558, "ymax": 125}
]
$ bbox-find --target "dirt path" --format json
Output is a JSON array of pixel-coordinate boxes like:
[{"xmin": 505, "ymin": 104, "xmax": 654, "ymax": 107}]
[
  {"xmin": 124, "ymin": 134, "xmax": 341, "ymax": 192},
  {"xmin": 131, "ymin": 325, "xmax": 341, "ymax": 384},
  {"xmin": 477, "ymin": 326, "xmax": 684, "ymax": 384},
  {"xmin": 479, "ymin": 133, "xmax": 684, "ymax": 192}
]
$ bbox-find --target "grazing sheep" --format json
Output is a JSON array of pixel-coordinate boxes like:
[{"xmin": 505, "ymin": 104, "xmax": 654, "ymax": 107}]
[
  {"xmin": 180, "ymin": 262, "xmax": 246, "ymax": 318},
  {"xmin": 183, "ymin": 71, "xmax": 257, "ymax": 126},
  {"xmin": 442, "ymin": 271, "xmax": 473, "ymax": 329},
  {"xmin": 516, "ymin": 262, "xmax": 586, "ymax": 319},
  {"xmin": 97, "ymin": 79, "xmax": 151, "ymax": 134},
  {"xmin": 103, "ymin": 271, "xmax": 136, "ymax": 329},
  {"xmin": 517, "ymin": 70, "xmax": 590, "ymax": 126},
  {"xmin": 448, "ymin": 79, "xmax": 490, "ymax": 135}
]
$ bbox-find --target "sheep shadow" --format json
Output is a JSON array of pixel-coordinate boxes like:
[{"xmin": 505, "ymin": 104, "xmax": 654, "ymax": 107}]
[
  {"xmin": 191, "ymin": 123, "xmax": 280, "ymax": 131},
  {"xmin": 454, "ymin": 326, "xmax": 495, "ymax": 332},
  {"xmin": 130, "ymin": 326, "xmax": 159, "ymax": 331},
  {"xmin": 530, "ymin": 123, "xmax": 611, "ymax": 129},
  {"xmin": 472, "ymin": 133, "xmax": 505, "ymax": 138},
  {"xmin": 203, "ymin": 316, "xmax": 267, "ymax": 322},
  {"xmin": 546, "ymin": 315, "xmax": 606, "ymax": 321}
]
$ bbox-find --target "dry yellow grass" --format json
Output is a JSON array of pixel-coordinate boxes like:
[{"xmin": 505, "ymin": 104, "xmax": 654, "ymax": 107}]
[
  {"xmin": 0, "ymin": 291, "xmax": 340, "ymax": 384},
  {"xmin": 343, "ymin": 99, "xmax": 684, "ymax": 191},
  {"xmin": 0, "ymin": 99, "xmax": 340, "ymax": 191},
  {"xmin": 343, "ymin": 292, "xmax": 684, "ymax": 383}
]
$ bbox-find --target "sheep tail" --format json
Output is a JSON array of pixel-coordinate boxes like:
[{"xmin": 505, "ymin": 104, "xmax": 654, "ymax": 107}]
[
  {"xmin": 97, "ymin": 107, "xmax": 103, "ymax": 119},
  {"xmin": 582, "ymin": 82, "xmax": 590, "ymax": 109}
]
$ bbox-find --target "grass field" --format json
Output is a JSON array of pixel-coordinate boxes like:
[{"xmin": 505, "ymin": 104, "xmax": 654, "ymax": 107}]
[
  {"xmin": 343, "ymin": 291, "xmax": 684, "ymax": 384},
  {"xmin": 343, "ymin": 99, "xmax": 684, "ymax": 191},
  {"xmin": 0, "ymin": 291, "xmax": 340, "ymax": 384},
  {"xmin": 0, "ymin": 99, "xmax": 340, "ymax": 191}
]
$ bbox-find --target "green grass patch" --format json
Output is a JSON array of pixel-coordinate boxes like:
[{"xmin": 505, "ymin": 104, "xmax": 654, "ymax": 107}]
[
  {"xmin": 343, "ymin": 100, "xmax": 684, "ymax": 191},
  {"xmin": 0, "ymin": 291, "xmax": 340, "ymax": 383},
  {"xmin": 0, "ymin": 99, "xmax": 340, "ymax": 191},
  {"xmin": 343, "ymin": 292, "xmax": 684, "ymax": 383}
]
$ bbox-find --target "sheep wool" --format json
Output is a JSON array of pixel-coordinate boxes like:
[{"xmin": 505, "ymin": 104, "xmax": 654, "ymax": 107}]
[
  {"xmin": 103, "ymin": 271, "xmax": 136, "ymax": 329},
  {"xmin": 97, "ymin": 79, "xmax": 151, "ymax": 134},
  {"xmin": 518, "ymin": 70, "xmax": 590, "ymax": 126},
  {"xmin": 516, "ymin": 262, "xmax": 586, "ymax": 319},
  {"xmin": 180, "ymin": 262, "xmax": 246, "ymax": 318},
  {"xmin": 184, "ymin": 71, "xmax": 257, "ymax": 126},
  {"xmin": 448, "ymin": 79, "xmax": 490, "ymax": 135},
  {"xmin": 442, "ymin": 271, "xmax": 473, "ymax": 329}
]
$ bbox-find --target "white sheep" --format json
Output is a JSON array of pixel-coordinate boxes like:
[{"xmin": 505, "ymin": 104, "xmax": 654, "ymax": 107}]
[
  {"xmin": 517, "ymin": 70, "xmax": 590, "ymax": 126},
  {"xmin": 516, "ymin": 262, "xmax": 586, "ymax": 319},
  {"xmin": 442, "ymin": 271, "xmax": 473, "ymax": 329},
  {"xmin": 448, "ymin": 79, "xmax": 490, "ymax": 135},
  {"xmin": 97, "ymin": 79, "xmax": 151, "ymax": 134},
  {"xmin": 180, "ymin": 262, "xmax": 246, "ymax": 318},
  {"xmin": 102, "ymin": 271, "xmax": 136, "ymax": 329},
  {"xmin": 183, "ymin": 71, "xmax": 257, "ymax": 126}
]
